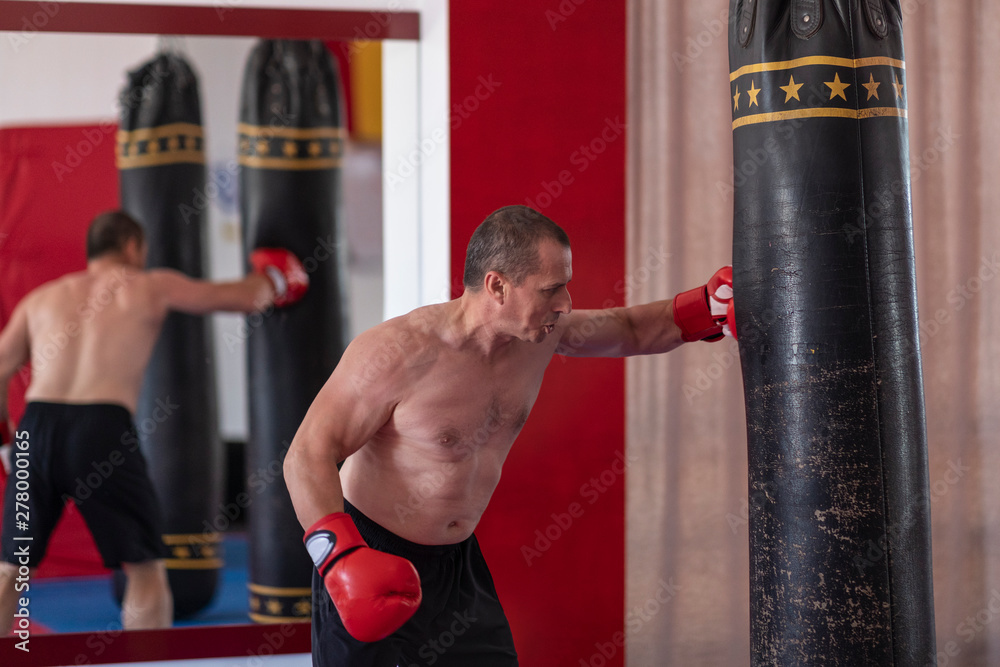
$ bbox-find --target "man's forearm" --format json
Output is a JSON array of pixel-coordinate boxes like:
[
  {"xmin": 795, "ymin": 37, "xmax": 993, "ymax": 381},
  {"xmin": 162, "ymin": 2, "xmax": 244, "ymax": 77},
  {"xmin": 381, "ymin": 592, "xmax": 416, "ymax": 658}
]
[{"xmin": 284, "ymin": 443, "xmax": 347, "ymax": 529}]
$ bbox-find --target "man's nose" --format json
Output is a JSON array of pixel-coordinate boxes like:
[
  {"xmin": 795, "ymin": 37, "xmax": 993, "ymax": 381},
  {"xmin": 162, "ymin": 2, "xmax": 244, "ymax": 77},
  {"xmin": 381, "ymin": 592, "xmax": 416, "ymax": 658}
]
[{"xmin": 556, "ymin": 288, "xmax": 572, "ymax": 314}]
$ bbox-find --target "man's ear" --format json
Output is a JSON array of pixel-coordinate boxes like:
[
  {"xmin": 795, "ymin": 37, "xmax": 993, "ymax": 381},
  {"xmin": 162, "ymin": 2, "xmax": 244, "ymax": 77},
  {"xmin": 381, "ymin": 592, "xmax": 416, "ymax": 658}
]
[{"xmin": 485, "ymin": 272, "xmax": 506, "ymax": 303}]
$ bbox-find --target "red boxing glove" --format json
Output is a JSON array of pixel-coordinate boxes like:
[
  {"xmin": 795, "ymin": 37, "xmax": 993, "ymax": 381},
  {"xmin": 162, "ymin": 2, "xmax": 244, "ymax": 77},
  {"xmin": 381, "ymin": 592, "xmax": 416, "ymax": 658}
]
[
  {"xmin": 250, "ymin": 248, "xmax": 309, "ymax": 307},
  {"xmin": 305, "ymin": 513, "xmax": 422, "ymax": 642},
  {"xmin": 672, "ymin": 265, "xmax": 736, "ymax": 342}
]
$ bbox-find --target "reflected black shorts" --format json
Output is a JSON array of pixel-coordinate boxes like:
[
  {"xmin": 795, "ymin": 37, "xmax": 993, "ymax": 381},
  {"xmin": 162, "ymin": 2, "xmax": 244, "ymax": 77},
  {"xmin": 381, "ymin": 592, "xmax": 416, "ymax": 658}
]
[
  {"xmin": 311, "ymin": 499, "xmax": 519, "ymax": 667},
  {"xmin": 1, "ymin": 401, "xmax": 167, "ymax": 569}
]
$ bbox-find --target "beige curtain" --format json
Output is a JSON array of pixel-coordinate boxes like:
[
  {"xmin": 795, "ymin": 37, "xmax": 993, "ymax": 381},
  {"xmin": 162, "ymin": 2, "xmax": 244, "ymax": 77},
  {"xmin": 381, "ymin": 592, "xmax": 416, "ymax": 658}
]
[{"xmin": 626, "ymin": 1, "xmax": 1000, "ymax": 665}]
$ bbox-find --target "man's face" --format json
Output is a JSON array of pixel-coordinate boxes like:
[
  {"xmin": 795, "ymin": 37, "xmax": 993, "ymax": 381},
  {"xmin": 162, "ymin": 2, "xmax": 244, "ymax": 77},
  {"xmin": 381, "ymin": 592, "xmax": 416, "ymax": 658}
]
[{"xmin": 505, "ymin": 239, "xmax": 573, "ymax": 343}]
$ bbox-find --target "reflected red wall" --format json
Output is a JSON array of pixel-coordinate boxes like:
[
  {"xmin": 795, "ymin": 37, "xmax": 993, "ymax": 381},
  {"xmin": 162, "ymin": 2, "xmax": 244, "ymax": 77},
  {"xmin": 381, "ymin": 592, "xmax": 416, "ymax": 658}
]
[
  {"xmin": 450, "ymin": 3, "xmax": 627, "ymax": 665},
  {"xmin": 0, "ymin": 124, "xmax": 118, "ymax": 577}
]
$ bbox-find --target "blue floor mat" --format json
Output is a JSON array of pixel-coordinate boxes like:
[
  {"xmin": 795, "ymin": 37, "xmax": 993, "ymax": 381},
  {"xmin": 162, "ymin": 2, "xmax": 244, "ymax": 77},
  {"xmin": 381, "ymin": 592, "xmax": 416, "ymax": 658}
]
[{"xmin": 30, "ymin": 533, "xmax": 253, "ymax": 633}]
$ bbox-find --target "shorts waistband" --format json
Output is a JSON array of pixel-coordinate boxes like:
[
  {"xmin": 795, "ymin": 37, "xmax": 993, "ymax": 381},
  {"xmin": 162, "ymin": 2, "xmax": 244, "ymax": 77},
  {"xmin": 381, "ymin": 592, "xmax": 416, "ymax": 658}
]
[
  {"xmin": 25, "ymin": 400, "xmax": 132, "ymax": 416},
  {"xmin": 343, "ymin": 499, "xmax": 469, "ymax": 559}
]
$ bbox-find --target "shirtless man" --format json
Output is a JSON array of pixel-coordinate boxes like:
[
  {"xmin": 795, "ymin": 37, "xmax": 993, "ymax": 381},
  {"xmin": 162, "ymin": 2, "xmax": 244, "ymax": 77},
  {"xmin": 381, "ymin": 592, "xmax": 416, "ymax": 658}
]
[
  {"xmin": 284, "ymin": 205, "xmax": 735, "ymax": 666},
  {"xmin": 0, "ymin": 210, "xmax": 308, "ymax": 633}
]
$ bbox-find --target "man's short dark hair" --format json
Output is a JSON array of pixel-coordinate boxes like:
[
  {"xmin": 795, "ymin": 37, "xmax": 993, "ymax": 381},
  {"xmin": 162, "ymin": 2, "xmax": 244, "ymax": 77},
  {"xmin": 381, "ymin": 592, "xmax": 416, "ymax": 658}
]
[
  {"xmin": 463, "ymin": 206, "xmax": 570, "ymax": 290},
  {"xmin": 86, "ymin": 210, "xmax": 145, "ymax": 260}
]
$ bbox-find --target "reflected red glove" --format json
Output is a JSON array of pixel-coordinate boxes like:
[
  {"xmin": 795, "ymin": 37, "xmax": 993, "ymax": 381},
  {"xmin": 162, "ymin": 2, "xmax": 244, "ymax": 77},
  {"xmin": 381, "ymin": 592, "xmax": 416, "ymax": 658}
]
[
  {"xmin": 305, "ymin": 512, "xmax": 422, "ymax": 642},
  {"xmin": 672, "ymin": 265, "xmax": 736, "ymax": 342},
  {"xmin": 250, "ymin": 248, "xmax": 309, "ymax": 307}
]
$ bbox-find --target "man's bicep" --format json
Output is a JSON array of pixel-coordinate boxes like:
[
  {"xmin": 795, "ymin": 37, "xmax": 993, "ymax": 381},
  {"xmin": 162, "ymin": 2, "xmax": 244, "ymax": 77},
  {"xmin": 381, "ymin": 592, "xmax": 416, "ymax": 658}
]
[
  {"xmin": 150, "ymin": 270, "xmax": 213, "ymax": 314},
  {"xmin": 555, "ymin": 308, "xmax": 637, "ymax": 357},
  {"xmin": 296, "ymin": 340, "xmax": 399, "ymax": 461}
]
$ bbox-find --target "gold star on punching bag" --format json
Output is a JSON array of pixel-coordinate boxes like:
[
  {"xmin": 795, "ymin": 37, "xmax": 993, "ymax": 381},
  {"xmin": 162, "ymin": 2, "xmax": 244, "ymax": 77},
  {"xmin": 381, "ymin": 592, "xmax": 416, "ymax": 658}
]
[
  {"xmin": 825, "ymin": 72, "xmax": 851, "ymax": 101},
  {"xmin": 893, "ymin": 76, "xmax": 905, "ymax": 100},
  {"xmin": 747, "ymin": 80, "xmax": 761, "ymax": 108},
  {"xmin": 293, "ymin": 599, "xmax": 312, "ymax": 616},
  {"xmin": 862, "ymin": 73, "xmax": 881, "ymax": 101},
  {"xmin": 283, "ymin": 140, "xmax": 298, "ymax": 157},
  {"xmin": 266, "ymin": 599, "xmax": 283, "ymax": 615},
  {"xmin": 780, "ymin": 75, "xmax": 804, "ymax": 103},
  {"xmin": 733, "ymin": 86, "xmax": 741, "ymax": 111},
  {"xmin": 308, "ymin": 141, "xmax": 323, "ymax": 157}
]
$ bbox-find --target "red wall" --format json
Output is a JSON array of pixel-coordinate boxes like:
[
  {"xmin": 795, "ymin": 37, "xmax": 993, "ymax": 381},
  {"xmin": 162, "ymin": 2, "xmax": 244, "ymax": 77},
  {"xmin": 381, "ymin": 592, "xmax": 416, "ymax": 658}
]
[
  {"xmin": 0, "ymin": 124, "xmax": 116, "ymax": 577},
  {"xmin": 450, "ymin": 3, "xmax": 628, "ymax": 665}
]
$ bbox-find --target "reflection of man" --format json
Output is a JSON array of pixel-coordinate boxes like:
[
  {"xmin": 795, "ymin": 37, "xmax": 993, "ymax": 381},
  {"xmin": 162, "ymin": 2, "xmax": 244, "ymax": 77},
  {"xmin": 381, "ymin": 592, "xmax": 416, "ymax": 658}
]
[
  {"xmin": 284, "ymin": 205, "xmax": 735, "ymax": 665},
  {"xmin": 0, "ymin": 210, "xmax": 308, "ymax": 633}
]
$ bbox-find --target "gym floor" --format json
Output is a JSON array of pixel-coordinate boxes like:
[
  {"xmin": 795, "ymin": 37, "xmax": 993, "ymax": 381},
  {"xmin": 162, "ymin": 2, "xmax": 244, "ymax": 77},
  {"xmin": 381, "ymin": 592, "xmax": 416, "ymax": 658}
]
[{"xmin": 27, "ymin": 534, "xmax": 251, "ymax": 634}]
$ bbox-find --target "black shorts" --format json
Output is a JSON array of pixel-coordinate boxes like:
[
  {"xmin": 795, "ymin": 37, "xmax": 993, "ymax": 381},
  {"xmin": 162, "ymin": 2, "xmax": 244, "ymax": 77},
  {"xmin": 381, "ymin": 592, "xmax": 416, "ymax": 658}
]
[
  {"xmin": 311, "ymin": 499, "xmax": 519, "ymax": 667},
  {"xmin": 1, "ymin": 401, "xmax": 168, "ymax": 569}
]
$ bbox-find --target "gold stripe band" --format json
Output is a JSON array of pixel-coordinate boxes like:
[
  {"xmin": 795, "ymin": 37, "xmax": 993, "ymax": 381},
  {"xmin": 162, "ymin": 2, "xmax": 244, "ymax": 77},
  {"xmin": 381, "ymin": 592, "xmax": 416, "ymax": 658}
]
[
  {"xmin": 164, "ymin": 558, "xmax": 224, "ymax": 569},
  {"xmin": 117, "ymin": 122, "xmax": 204, "ymax": 142},
  {"xmin": 116, "ymin": 151, "xmax": 205, "ymax": 168},
  {"xmin": 732, "ymin": 106, "xmax": 907, "ymax": 130},
  {"xmin": 248, "ymin": 583, "xmax": 312, "ymax": 596},
  {"xmin": 237, "ymin": 155, "xmax": 342, "ymax": 170},
  {"xmin": 162, "ymin": 533, "xmax": 222, "ymax": 545},
  {"xmin": 248, "ymin": 613, "xmax": 311, "ymax": 624},
  {"xmin": 237, "ymin": 123, "xmax": 345, "ymax": 140},
  {"xmin": 730, "ymin": 55, "xmax": 906, "ymax": 81}
]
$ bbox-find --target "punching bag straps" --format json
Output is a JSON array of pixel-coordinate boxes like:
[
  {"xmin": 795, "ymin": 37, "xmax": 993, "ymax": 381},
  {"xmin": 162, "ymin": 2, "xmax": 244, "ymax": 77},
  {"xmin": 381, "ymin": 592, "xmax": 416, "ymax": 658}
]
[
  {"xmin": 737, "ymin": 0, "xmax": 757, "ymax": 48},
  {"xmin": 791, "ymin": 0, "xmax": 823, "ymax": 40},
  {"xmin": 863, "ymin": 0, "xmax": 889, "ymax": 39}
]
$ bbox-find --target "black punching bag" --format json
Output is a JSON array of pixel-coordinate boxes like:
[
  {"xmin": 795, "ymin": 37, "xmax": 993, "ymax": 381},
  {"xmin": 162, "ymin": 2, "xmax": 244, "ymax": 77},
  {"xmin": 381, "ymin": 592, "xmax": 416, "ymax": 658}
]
[
  {"xmin": 116, "ymin": 53, "xmax": 222, "ymax": 616},
  {"xmin": 729, "ymin": 1, "xmax": 935, "ymax": 663},
  {"xmin": 238, "ymin": 40, "xmax": 347, "ymax": 623}
]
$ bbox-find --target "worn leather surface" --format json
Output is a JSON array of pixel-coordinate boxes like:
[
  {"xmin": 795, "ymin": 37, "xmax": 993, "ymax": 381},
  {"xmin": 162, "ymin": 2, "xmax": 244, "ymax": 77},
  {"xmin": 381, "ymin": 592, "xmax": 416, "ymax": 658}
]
[
  {"xmin": 118, "ymin": 53, "xmax": 221, "ymax": 618},
  {"xmin": 728, "ymin": 1, "xmax": 935, "ymax": 663},
  {"xmin": 239, "ymin": 40, "xmax": 348, "ymax": 620}
]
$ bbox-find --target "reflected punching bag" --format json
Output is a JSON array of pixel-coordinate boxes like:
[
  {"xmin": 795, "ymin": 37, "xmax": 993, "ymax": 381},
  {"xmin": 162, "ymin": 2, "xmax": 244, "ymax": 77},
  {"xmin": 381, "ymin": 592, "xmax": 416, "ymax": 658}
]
[
  {"xmin": 729, "ymin": 1, "xmax": 935, "ymax": 663},
  {"xmin": 238, "ymin": 40, "xmax": 347, "ymax": 623},
  {"xmin": 117, "ymin": 53, "xmax": 222, "ymax": 616}
]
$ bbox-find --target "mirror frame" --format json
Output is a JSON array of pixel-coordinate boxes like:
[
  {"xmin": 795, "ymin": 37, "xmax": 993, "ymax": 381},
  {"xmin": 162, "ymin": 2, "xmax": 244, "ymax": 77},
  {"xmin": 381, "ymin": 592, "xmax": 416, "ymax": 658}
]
[{"xmin": 0, "ymin": 1, "xmax": 450, "ymax": 663}]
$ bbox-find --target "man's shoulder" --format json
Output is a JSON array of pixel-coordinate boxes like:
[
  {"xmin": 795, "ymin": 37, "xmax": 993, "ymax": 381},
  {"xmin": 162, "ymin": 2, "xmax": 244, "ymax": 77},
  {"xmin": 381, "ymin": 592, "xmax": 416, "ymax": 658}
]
[{"xmin": 346, "ymin": 304, "xmax": 452, "ymax": 373}]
